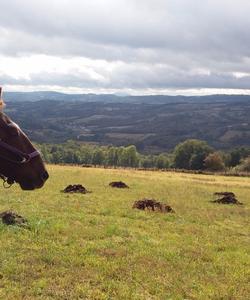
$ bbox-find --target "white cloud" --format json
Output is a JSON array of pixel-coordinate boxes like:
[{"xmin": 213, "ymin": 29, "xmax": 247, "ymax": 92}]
[{"xmin": 0, "ymin": 0, "xmax": 250, "ymax": 94}]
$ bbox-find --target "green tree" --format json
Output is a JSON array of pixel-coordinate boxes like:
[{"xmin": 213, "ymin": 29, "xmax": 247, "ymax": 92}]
[
  {"xmin": 155, "ymin": 154, "xmax": 170, "ymax": 169},
  {"xmin": 107, "ymin": 147, "xmax": 119, "ymax": 166},
  {"xmin": 124, "ymin": 145, "xmax": 139, "ymax": 167},
  {"xmin": 92, "ymin": 148, "xmax": 105, "ymax": 166},
  {"xmin": 140, "ymin": 155, "xmax": 154, "ymax": 168},
  {"xmin": 229, "ymin": 147, "xmax": 250, "ymax": 167},
  {"xmin": 116, "ymin": 145, "xmax": 139, "ymax": 167},
  {"xmin": 117, "ymin": 147, "xmax": 125, "ymax": 166},
  {"xmin": 173, "ymin": 139, "xmax": 212, "ymax": 170},
  {"xmin": 51, "ymin": 151, "xmax": 64, "ymax": 164}
]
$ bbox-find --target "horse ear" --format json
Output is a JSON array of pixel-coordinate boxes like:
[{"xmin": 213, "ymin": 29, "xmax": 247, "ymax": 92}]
[
  {"xmin": 0, "ymin": 100, "xmax": 4, "ymax": 111},
  {"xmin": 0, "ymin": 87, "xmax": 5, "ymax": 111}
]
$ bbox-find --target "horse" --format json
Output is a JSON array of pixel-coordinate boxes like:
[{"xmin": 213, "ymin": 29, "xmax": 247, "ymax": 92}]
[{"xmin": 0, "ymin": 87, "xmax": 49, "ymax": 190}]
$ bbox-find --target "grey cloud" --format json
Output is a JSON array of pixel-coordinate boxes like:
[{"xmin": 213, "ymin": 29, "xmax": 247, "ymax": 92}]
[
  {"xmin": 1, "ymin": 0, "xmax": 249, "ymax": 53},
  {"xmin": 1, "ymin": 66, "xmax": 250, "ymax": 90},
  {"xmin": 1, "ymin": 0, "xmax": 250, "ymax": 91}
]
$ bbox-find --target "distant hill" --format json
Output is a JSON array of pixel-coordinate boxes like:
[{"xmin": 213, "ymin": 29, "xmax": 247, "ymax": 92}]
[
  {"xmin": 4, "ymin": 93, "xmax": 250, "ymax": 153},
  {"xmin": 5, "ymin": 91, "xmax": 250, "ymax": 104},
  {"xmin": 4, "ymin": 91, "xmax": 120, "ymax": 103}
]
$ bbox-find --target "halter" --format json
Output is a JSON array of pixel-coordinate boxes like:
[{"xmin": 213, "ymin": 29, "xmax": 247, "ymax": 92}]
[
  {"xmin": 0, "ymin": 139, "xmax": 40, "ymax": 164},
  {"xmin": 0, "ymin": 140, "xmax": 41, "ymax": 188}
]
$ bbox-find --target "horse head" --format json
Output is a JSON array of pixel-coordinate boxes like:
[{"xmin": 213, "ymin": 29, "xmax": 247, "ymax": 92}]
[{"xmin": 0, "ymin": 87, "xmax": 49, "ymax": 190}]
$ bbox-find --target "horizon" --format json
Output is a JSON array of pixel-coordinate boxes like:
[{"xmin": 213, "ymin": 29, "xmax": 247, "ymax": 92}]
[{"xmin": 4, "ymin": 90, "xmax": 250, "ymax": 97}]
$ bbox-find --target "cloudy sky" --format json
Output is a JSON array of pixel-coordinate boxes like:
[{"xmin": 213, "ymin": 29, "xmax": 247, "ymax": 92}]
[{"xmin": 1, "ymin": 0, "xmax": 250, "ymax": 95}]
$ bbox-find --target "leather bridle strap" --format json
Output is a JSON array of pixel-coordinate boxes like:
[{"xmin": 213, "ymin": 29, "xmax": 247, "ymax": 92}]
[{"xmin": 0, "ymin": 139, "xmax": 40, "ymax": 164}]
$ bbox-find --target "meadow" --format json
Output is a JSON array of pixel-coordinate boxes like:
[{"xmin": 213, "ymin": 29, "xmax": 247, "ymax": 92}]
[{"xmin": 0, "ymin": 165, "xmax": 249, "ymax": 299}]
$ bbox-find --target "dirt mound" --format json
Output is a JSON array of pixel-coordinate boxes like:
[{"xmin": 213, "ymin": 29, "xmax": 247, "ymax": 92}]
[
  {"xmin": 133, "ymin": 199, "xmax": 174, "ymax": 213},
  {"xmin": 212, "ymin": 192, "xmax": 243, "ymax": 205},
  {"xmin": 109, "ymin": 181, "xmax": 129, "ymax": 188},
  {"xmin": 0, "ymin": 211, "xmax": 27, "ymax": 226},
  {"xmin": 62, "ymin": 184, "xmax": 89, "ymax": 194}
]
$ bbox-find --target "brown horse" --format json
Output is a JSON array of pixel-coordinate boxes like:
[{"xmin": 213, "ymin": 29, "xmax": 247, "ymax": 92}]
[{"xmin": 0, "ymin": 87, "xmax": 48, "ymax": 190}]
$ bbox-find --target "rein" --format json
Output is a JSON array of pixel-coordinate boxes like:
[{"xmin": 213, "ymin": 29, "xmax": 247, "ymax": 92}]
[{"xmin": 0, "ymin": 140, "xmax": 41, "ymax": 188}]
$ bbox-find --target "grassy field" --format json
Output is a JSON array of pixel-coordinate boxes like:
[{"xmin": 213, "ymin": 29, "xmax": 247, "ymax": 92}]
[{"xmin": 0, "ymin": 165, "xmax": 249, "ymax": 300}]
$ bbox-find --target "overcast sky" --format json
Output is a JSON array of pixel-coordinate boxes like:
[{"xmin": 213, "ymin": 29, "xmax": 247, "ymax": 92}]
[{"xmin": 1, "ymin": 0, "xmax": 250, "ymax": 95}]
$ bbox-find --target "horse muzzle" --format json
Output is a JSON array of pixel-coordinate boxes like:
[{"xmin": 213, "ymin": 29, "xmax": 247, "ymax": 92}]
[{"xmin": 19, "ymin": 171, "xmax": 49, "ymax": 190}]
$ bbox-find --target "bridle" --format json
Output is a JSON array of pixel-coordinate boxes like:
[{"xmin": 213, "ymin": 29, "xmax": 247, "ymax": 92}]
[
  {"xmin": 0, "ymin": 139, "xmax": 41, "ymax": 188},
  {"xmin": 0, "ymin": 139, "xmax": 40, "ymax": 164}
]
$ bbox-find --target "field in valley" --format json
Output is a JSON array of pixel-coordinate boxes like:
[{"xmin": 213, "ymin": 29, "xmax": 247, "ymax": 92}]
[{"xmin": 0, "ymin": 165, "xmax": 249, "ymax": 299}]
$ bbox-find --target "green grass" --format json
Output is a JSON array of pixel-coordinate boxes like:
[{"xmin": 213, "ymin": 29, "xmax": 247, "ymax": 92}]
[{"xmin": 0, "ymin": 165, "xmax": 249, "ymax": 299}]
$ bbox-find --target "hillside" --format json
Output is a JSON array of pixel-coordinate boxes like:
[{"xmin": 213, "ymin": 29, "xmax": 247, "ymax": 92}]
[
  {"xmin": 5, "ymin": 93, "xmax": 250, "ymax": 152},
  {"xmin": 0, "ymin": 166, "xmax": 249, "ymax": 299},
  {"xmin": 5, "ymin": 91, "xmax": 250, "ymax": 104}
]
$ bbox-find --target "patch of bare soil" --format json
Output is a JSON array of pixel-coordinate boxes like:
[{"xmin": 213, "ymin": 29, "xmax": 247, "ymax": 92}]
[
  {"xmin": 0, "ymin": 211, "xmax": 27, "ymax": 226},
  {"xmin": 212, "ymin": 192, "xmax": 243, "ymax": 205},
  {"xmin": 133, "ymin": 198, "xmax": 174, "ymax": 213},
  {"xmin": 62, "ymin": 184, "xmax": 90, "ymax": 194},
  {"xmin": 109, "ymin": 181, "xmax": 129, "ymax": 188}
]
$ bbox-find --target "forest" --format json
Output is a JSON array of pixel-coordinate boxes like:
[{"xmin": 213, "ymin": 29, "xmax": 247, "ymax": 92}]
[{"xmin": 38, "ymin": 139, "xmax": 250, "ymax": 172}]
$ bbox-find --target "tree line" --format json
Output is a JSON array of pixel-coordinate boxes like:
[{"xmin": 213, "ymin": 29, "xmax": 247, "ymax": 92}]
[{"xmin": 37, "ymin": 139, "xmax": 250, "ymax": 172}]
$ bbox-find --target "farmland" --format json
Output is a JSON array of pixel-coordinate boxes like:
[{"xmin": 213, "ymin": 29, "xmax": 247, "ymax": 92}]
[{"xmin": 0, "ymin": 165, "xmax": 249, "ymax": 299}]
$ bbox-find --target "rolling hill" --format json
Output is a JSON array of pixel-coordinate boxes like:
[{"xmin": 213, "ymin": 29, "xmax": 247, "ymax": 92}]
[{"xmin": 5, "ymin": 92, "xmax": 250, "ymax": 153}]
